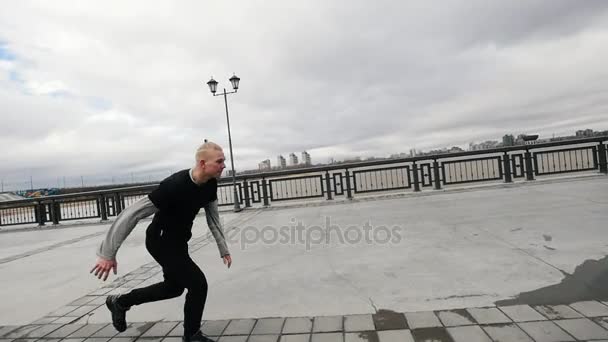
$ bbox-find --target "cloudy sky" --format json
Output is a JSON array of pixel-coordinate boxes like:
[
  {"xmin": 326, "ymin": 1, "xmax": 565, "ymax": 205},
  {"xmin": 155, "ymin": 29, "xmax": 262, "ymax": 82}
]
[{"xmin": 1, "ymin": 1, "xmax": 608, "ymax": 189}]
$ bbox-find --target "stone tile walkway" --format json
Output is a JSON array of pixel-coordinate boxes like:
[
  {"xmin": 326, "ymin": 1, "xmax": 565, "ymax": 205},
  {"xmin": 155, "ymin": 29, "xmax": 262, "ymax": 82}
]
[{"xmin": 4, "ymin": 301, "xmax": 608, "ymax": 341}]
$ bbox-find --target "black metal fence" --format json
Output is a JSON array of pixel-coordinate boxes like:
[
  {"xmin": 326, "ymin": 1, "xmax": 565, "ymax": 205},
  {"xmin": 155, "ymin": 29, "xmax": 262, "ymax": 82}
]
[{"xmin": 1, "ymin": 137, "xmax": 607, "ymax": 228}]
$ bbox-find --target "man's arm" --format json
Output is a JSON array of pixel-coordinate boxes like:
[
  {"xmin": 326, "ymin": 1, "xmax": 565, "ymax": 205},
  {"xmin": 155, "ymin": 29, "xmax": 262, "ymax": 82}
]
[
  {"xmin": 96, "ymin": 196, "xmax": 158, "ymax": 260},
  {"xmin": 204, "ymin": 200, "xmax": 230, "ymax": 258}
]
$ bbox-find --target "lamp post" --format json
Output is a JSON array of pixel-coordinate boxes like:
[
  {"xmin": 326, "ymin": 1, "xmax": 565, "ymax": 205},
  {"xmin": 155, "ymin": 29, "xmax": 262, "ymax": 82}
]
[{"xmin": 206, "ymin": 74, "xmax": 242, "ymax": 212}]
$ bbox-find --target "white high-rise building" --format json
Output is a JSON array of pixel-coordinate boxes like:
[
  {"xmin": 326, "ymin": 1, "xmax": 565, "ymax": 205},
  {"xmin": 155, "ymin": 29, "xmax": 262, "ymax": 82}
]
[
  {"xmin": 301, "ymin": 151, "xmax": 311, "ymax": 165},
  {"xmin": 289, "ymin": 153, "xmax": 298, "ymax": 166},
  {"xmin": 277, "ymin": 155, "xmax": 286, "ymax": 168},
  {"xmin": 258, "ymin": 159, "xmax": 271, "ymax": 171}
]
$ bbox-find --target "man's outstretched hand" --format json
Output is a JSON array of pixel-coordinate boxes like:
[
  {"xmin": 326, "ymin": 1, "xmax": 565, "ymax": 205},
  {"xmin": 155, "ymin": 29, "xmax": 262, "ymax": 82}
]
[
  {"xmin": 223, "ymin": 254, "xmax": 232, "ymax": 268},
  {"xmin": 90, "ymin": 257, "xmax": 117, "ymax": 281}
]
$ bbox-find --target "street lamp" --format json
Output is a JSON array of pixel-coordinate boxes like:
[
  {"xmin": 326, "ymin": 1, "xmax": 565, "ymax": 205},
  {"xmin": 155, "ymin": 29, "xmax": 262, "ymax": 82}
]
[{"xmin": 206, "ymin": 74, "xmax": 242, "ymax": 212}]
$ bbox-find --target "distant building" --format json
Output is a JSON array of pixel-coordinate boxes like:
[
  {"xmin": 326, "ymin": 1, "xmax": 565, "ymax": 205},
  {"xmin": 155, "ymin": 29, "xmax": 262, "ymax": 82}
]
[
  {"xmin": 390, "ymin": 152, "xmax": 409, "ymax": 159},
  {"xmin": 409, "ymin": 149, "xmax": 417, "ymax": 157},
  {"xmin": 448, "ymin": 146, "xmax": 464, "ymax": 153},
  {"xmin": 469, "ymin": 140, "xmax": 499, "ymax": 151},
  {"xmin": 258, "ymin": 159, "xmax": 271, "ymax": 171},
  {"xmin": 289, "ymin": 153, "xmax": 298, "ymax": 166},
  {"xmin": 301, "ymin": 151, "xmax": 311, "ymax": 165},
  {"xmin": 277, "ymin": 155, "xmax": 286, "ymax": 168},
  {"xmin": 576, "ymin": 129, "xmax": 594, "ymax": 138},
  {"xmin": 502, "ymin": 134, "xmax": 515, "ymax": 147}
]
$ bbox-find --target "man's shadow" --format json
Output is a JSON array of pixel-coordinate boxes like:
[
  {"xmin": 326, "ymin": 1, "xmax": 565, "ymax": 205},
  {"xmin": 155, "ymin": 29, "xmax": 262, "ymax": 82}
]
[{"xmin": 496, "ymin": 255, "xmax": 608, "ymax": 306}]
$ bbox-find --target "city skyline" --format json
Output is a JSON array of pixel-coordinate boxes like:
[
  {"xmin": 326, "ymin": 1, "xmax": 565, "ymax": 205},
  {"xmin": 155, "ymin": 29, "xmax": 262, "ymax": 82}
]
[{"xmin": 3, "ymin": 127, "xmax": 605, "ymax": 192}]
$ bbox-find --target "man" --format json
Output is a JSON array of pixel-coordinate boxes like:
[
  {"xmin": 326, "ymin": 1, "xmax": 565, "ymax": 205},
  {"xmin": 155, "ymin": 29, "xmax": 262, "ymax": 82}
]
[{"xmin": 90, "ymin": 141, "xmax": 232, "ymax": 342}]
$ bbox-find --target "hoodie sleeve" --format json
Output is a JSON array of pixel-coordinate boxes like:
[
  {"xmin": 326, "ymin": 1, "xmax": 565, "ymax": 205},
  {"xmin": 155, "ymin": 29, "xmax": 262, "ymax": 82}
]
[
  {"xmin": 96, "ymin": 196, "xmax": 158, "ymax": 260},
  {"xmin": 204, "ymin": 200, "xmax": 230, "ymax": 257}
]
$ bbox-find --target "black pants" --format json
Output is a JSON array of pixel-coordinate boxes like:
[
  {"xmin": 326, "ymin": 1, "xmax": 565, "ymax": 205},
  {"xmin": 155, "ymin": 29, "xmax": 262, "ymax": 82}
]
[{"xmin": 119, "ymin": 226, "xmax": 208, "ymax": 337}]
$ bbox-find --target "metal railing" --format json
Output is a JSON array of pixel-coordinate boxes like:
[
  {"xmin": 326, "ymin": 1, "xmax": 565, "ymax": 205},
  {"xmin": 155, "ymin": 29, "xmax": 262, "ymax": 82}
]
[{"xmin": 1, "ymin": 136, "xmax": 606, "ymax": 228}]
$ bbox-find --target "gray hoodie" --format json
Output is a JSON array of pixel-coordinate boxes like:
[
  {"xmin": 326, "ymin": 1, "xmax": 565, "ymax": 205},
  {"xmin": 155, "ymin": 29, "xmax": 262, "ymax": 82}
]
[{"xmin": 96, "ymin": 170, "xmax": 230, "ymax": 260}]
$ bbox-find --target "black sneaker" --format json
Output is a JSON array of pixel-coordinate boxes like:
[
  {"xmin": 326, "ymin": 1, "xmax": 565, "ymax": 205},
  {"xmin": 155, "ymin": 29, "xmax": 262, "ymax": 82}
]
[
  {"xmin": 106, "ymin": 295, "xmax": 129, "ymax": 332},
  {"xmin": 182, "ymin": 330, "xmax": 215, "ymax": 342}
]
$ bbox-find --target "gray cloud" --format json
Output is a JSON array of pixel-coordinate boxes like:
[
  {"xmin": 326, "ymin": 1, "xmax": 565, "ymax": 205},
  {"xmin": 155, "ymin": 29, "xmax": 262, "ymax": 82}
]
[{"xmin": 1, "ymin": 0, "xmax": 608, "ymax": 189}]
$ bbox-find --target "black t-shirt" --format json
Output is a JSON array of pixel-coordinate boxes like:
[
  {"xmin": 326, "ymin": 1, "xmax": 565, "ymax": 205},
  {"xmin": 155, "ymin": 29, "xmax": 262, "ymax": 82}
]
[{"xmin": 147, "ymin": 169, "xmax": 218, "ymax": 241}]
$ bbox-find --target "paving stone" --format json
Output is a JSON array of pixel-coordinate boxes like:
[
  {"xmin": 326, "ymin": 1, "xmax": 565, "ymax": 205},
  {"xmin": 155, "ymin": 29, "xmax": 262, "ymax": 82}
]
[
  {"xmin": 499, "ymin": 305, "xmax": 547, "ymax": 322},
  {"xmin": 62, "ymin": 339, "xmax": 85, "ymax": 342},
  {"xmin": 7, "ymin": 339, "xmax": 37, "ymax": 342},
  {"xmin": 218, "ymin": 336, "xmax": 248, "ymax": 342},
  {"xmin": 482, "ymin": 324, "xmax": 533, "ymax": 342},
  {"xmin": 0, "ymin": 326, "xmax": 20, "ymax": 337},
  {"xmin": 223, "ymin": 319, "xmax": 257, "ymax": 336},
  {"xmin": 404, "ymin": 311, "xmax": 442, "ymax": 329},
  {"xmin": 345, "ymin": 331, "xmax": 378, "ymax": 342},
  {"xmin": 68, "ymin": 297, "xmax": 97, "ymax": 306},
  {"xmin": 86, "ymin": 296, "xmax": 109, "ymax": 306},
  {"xmin": 248, "ymin": 335, "xmax": 280, "ymax": 342},
  {"xmin": 167, "ymin": 323, "xmax": 185, "ymax": 337},
  {"xmin": 113, "ymin": 322, "xmax": 155, "ymax": 338},
  {"xmin": 24, "ymin": 323, "xmax": 64, "ymax": 338},
  {"xmin": 466, "ymin": 307, "xmax": 511, "ymax": 325},
  {"xmin": 533, "ymin": 305, "xmax": 583, "ymax": 320},
  {"xmin": 90, "ymin": 324, "xmax": 121, "ymax": 338},
  {"xmin": 5, "ymin": 325, "xmax": 43, "ymax": 339},
  {"xmin": 436, "ymin": 310, "xmax": 476, "ymax": 327},
  {"xmin": 31, "ymin": 317, "xmax": 57, "ymax": 324},
  {"xmin": 372, "ymin": 311, "xmax": 407, "ymax": 331},
  {"xmin": 47, "ymin": 306, "xmax": 77, "ymax": 317},
  {"xmin": 161, "ymin": 337, "xmax": 182, "ymax": 342},
  {"xmin": 410, "ymin": 327, "xmax": 454, "ymax": 342},
  {"xmin": 251, "ymin": 318, "xmax": 285, "ymax": 335},
  {"xmin": 554, "ymin": 318, "xmax": 608, "ymax": 341},
  {"xmin": 142, "ymin": 322, "xmax": 180, "ymax": 337},
  {"xmin": 376, "ymin": 329, "xmax": 414, "ymax": 342},
  {"xmin": 89, "ymin": 288, "xmax": 113, "ymax": 296},
  {"xmin": 84, "ymin": 337, "xmax": 110, "ymax": 342},
  {"xmin": 311, "ymin": 332, "xmax": 344, "ymax": 342},
  {"xmin": 517, "ymin": 321, "xmax": 575, "ymax": 342},
  {"xmin": 279, "ymin": 334, "xmax": 310, "ymax": 342},
  {"xmin": 134, "ymin": 338, "xmax": 162, "ymax": 342},
  {"xmin": 68, "ymin": 324, "xmax": 110, "ymax": 338},
  {"xmin": 282, "ymin": 318, "xmax": 313, "ymax": 334},
  {"xmin": 202, "ymin": 320, "xmax": 230, "ymax": 336},
  {"xmin": 108, "ymin": 338, "xmax": 137, "ymax": 342},
  {"xmin": 344, "ymin": 315, "xmax": 374, "ymax": 332},
  {"xmin": 52, "ymin": 316, "xmax": 81, "ymax": 324},
  {"xmin": 569, "ymin": 301, "xmax": 608, "ymax": 317},
  {"xmin": 66, "ymin": 306, "xmax": 98, "ymax": 317},
  {"xmin": 46, "ymin": 324, "xmax": 86, "ymax": 338},
  {"xmin": 592, "ymin": 316, "xmax": 608, "ymax": 330},
  {"xmin": 313, "ymin": 316, "xmax": 343, "ymax": 333},
  {"xmin": 447, "ymin": 326, "xmax": 492, "ymax": 342}
]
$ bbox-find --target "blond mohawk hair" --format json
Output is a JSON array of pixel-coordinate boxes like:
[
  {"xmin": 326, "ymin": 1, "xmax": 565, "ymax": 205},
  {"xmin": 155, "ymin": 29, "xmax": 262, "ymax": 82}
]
[{"xmin": 196, "ymin": 140, "xmax": 223, "ymax": 162}]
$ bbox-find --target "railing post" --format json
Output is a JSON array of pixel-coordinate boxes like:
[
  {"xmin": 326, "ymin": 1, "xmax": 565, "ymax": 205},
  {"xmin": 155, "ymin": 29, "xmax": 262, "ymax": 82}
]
[
  {"xmin": 51, "ymin": 200, "xmax": 60, "ymax": 225},
  {"xmin": 344, "ymin": 169, "xmax": 353, "ymax": 199},
  {"xmin": 598, "ymin": 142, "xmax": 607, "ymax": 174},
  {"xmin": 100, "ymin": 195, "xmax": 108, "ymax": 221},
  {"xmin": 243, "ymin": 179, "xmax": 251, "ymax": 207},
  {"xmin": 37, "ymin": 201, "xmax": 46, "ymax": 226},
  {"xmin": 325, "ymin": 171, "xmax": 333, "ymax": 200},
  {"xmin": 432, "ymin": 159, "xmax": 441, "ymax": 190},
  {"xmin": 412, "ymin": 161, "xmax": 421, "ymax": 192},
  {"xmin": 261, "ymin": 177, "xmax": 270, "ymax": 206},
  {"xmin": 524, "ymin": 149, "xmax": 535, "ymax": 181},
  {"xmin": 503, "ymin": 152, "xmax": 512, "ymax": 183},
  {"xmin": 115, "ymin": 193, "xmax": 123, "ymax": 214}
]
